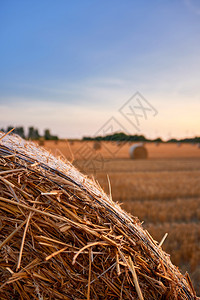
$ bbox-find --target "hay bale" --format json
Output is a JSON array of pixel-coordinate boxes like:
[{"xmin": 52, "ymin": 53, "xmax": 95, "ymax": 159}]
[
  {"xmin": 0, "ymin": 133, "xmax": 197, "ymax": 299},
  {"xmin": 93, "ymin": 141, "xmax": 101, "ymax": 151},
  {"xmin": 129, "ymin": 143, "xmax": 148, "ymax": 159},
  {"xmin": 38, "ymin": 137, "xmax": 45, "ymax": 146}
]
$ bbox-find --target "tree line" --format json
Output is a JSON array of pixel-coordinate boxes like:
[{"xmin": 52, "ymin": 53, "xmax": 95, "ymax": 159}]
[
  {"xmin": 83, "ymin": 132, "xmax": 200, "ymax": 143},
  {"xmin": 0, "ymin": 126, "xmax": 59, "ymax": 140}
]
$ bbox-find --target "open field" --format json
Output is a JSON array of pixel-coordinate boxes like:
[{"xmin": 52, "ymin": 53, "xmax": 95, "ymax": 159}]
[
  {"xmin": 43, "ymin": 141, "xmax": 200, "ymax": 294},
  {"xmin": 43, "ymin": 140, "xmax": 200, "ymax": 160}
]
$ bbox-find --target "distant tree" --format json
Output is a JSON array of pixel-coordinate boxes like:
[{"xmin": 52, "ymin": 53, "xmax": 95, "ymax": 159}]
[
  {"xmin": 7, "ymin": 126, "xmax": 14, "ymax": 133},
  {"xmin": 153, "ymin": 137, "xmax": 163, "ymax": 143},
  {"xmin": 28, "ymin": 127, "xmax": 40, "ymax": 140},
  {"xmin": 28, "ymin": 127, "xmax": 35, "ymax": 139},
  {"xmin": 15, "ymin": 127, "xmax": 25, "ymax": 139},
  {"xmin": 44, "ymin": 129, "xmax": 58, "ymax": 140},
  {"xmin": 167, "ymin": 138, "xmax": 178, "ymax": 143},
  {"xmin": 44, "ymin": 129, "xmax": 51, "ymax": 140},
  {"xmin": 83, "ymin": 136, "xmax": 92, "ymax": 141},
  {"xmin": 83, "ymin": 132, "xmax": 149, "ymax": 142},
  {"xmin": 34, "ymin": 129, "xmax": 40, "ymax": 139},
  {"xmin": 51, "ymin": 135, "xmax": 58, "ymax": 140}
]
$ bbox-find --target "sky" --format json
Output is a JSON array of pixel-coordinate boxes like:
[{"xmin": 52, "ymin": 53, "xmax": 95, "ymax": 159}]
[{"xmin": 0, "ymin": 0, "xmax": 200, "ymax": 140}]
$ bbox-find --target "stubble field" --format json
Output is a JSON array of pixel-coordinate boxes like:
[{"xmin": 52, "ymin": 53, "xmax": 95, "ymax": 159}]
[{"xmin": 43, "ymin": 140, "xmax": 200, "ymax": 294}]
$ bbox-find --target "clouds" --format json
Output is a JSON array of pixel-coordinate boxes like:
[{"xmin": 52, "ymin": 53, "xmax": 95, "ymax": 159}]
[
  {"xmin": 1, "ymin": 74, "xmax": 199, "ymax": 140},
  {"xmin": 0, "ymin": 1, "xmax": 200, "ymax": 139}
]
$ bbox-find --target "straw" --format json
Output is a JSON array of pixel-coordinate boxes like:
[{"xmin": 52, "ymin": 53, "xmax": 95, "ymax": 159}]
[{"xmin": 0, "ymin": 133, "xmax": 197, "ymax": 299}]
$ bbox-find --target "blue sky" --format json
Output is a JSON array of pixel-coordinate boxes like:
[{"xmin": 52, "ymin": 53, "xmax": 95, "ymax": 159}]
[{"xmin": 0, "ymin": 0, "xmax": 200, "ymax": 139}]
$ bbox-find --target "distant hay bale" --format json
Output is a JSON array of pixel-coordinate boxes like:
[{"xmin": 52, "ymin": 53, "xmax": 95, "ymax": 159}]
[
  {"xmin": 129, "ymin": 143, "xmax": 148, "ymax": 159},
  {"xmin": 38, "ymin": 137, "xmax": 45, "ymax": 146},
  {"xmin": 0, "ymin": 133, "xmax": 197, "ymax": 299},
  {"xmin": 93, "ymin": 141, "xmax": 101, "ymax": 151}
]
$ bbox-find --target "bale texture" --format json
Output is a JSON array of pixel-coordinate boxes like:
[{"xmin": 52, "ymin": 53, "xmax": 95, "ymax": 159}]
[
  {"xmin": 129, "ymin": 144, "xmax": 148, "ymax": 159},
  {"xmin": 0, "ymin": 133, "xmax": 197, "ymax": 299}
]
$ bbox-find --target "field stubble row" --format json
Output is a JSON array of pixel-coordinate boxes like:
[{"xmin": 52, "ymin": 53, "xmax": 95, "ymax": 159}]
[
  {"xmin": 95, "ymin": 170, "xmax": 200, "ymax": 201},
  {"xmin": 122, "ymin": 197, "xmax": 200, "ymax": 224},
  {"xmin": 43, "ymin": 142, "xmax": 200, "ymax": 295},
  {"xmin": 73, "ymin": 158, "xmax": 200, "ymax": 295}
]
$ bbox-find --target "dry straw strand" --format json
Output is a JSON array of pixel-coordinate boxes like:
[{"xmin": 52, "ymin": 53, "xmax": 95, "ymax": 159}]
[{"xmin": 0, "ymin": 133, "xmax": 197, "ymax": 299}]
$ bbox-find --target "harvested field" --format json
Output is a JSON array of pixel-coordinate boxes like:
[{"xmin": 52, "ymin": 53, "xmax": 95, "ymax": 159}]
[
  {"xmin": 71, "ymin": 155, "xmax": 200, "ymax": 296},
  {"xmin": 43, "ymin": 141, "xmax": 200, "ymax": 296},
  {"xmin": 0, "ymin": 135, "xmax": 198, "ymax": 299},
  {"xmin": 44, "ymin": 140, "xmax": 200, "ymax": 160}
]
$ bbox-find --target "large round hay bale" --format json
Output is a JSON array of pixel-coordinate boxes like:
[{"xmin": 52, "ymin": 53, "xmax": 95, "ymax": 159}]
[
  {"xmin": 129, "ymin": 143, "xmax": 148, "ymax": 159},
  {"xmin": 0, "ymin": 133, "xmax": 197, "ymax": 299}
]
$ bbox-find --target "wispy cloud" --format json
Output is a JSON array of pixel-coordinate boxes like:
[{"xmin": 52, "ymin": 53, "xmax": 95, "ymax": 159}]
[{"xmin": 1, "ymin": 80, "xmax": 199, "ymax": 140}]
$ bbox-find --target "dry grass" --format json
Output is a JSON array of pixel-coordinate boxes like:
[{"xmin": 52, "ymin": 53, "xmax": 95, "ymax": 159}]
[
  {"xmin": 1, "ymin": 135, "xmax": 198, "ymax": 299},
  {"xmin": 122, "ymin": 197, "xmax": 200, "ymax": 224},
  {"xmin": 44, "ymin": 140, "xmax": 200, "ymax": 160},
  {"xmin": 41, "ymin": 141, "xmax": 200, "ymax": 296},
  {"xmin": 71, "ymin": 160, "xmax": 200, "ymax": 296},
  {"xmin": 95, "ymin": 171, "xmax": 200, "ymax": 201}
]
